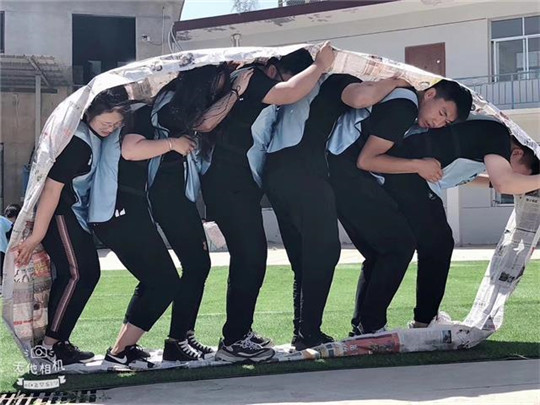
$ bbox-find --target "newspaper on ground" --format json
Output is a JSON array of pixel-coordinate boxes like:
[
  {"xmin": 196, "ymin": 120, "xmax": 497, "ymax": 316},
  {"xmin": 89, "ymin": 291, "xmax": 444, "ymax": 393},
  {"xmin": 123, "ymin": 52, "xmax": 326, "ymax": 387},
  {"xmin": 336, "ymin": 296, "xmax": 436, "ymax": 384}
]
[{"xmin": 2, "ymin": 44, "xmax": 539, "ymax": 372}]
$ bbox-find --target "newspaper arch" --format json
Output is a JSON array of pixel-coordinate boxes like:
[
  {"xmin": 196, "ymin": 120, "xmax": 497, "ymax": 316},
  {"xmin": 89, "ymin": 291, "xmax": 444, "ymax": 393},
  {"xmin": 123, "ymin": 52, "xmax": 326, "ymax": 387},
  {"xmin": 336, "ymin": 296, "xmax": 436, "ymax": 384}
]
[{"xmin": 2, "ymin": 44, "xmax": 539, "ymax": 370}]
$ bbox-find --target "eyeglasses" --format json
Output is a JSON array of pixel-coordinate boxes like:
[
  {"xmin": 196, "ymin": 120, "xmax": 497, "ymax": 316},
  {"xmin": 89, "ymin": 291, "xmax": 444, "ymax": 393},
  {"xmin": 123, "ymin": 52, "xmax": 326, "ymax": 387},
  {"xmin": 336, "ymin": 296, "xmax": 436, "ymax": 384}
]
[{"xmin": 93, "ymin": 118, "xmax": 124, "ymax": 130}]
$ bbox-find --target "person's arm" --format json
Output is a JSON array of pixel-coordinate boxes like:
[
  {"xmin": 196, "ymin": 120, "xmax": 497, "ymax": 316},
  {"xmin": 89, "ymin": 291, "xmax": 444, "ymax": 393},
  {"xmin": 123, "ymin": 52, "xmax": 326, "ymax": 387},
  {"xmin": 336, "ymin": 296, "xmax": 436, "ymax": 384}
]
[
  {"xmin": 195, "ymin": 68, "xmax": 254, "ymax": 133},
  {"xmin": 122, "ymin": 133, "xmax": 196, "ymax": 161},
  {"xmin": 12, "ymin": 179, "xmax": 63, "ymax": 266},
  {"xmin": 342, "ymin": 78, "xmax": 411, "ymax": 109},
  {"xmin": 356, "ymin": 135, "xmax": 443, "ymax": 183},
  {"xmin": 484, "ymin": 154, "xmax": 540, "ymax": 194},
  {"xmin": 262, "ymin": 42, "xmax": 335, "ymax": 105}
]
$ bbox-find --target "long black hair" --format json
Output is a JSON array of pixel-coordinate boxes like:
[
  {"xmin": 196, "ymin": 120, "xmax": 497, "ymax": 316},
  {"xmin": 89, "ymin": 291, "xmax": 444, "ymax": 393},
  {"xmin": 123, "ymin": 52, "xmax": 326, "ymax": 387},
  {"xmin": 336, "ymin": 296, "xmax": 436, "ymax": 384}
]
[{"xmin": 156, "ymin": 63, "xmax": 232, "ymax": 136}]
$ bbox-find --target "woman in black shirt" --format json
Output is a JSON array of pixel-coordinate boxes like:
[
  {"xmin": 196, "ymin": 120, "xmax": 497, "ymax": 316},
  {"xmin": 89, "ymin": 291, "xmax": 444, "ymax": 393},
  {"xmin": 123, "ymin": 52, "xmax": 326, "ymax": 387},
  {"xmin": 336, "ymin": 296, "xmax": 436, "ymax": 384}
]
[{"xmin": 13, "ymin": 89, "xmax": 129, "ymax": 367}]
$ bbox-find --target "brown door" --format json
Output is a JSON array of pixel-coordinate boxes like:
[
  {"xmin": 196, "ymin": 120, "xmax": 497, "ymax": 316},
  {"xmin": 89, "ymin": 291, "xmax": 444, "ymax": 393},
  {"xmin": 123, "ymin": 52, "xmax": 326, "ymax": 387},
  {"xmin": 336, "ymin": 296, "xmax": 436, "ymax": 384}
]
[{"xmin": 405, "ymin": 43, "xmax": 446, "ymax": 76}]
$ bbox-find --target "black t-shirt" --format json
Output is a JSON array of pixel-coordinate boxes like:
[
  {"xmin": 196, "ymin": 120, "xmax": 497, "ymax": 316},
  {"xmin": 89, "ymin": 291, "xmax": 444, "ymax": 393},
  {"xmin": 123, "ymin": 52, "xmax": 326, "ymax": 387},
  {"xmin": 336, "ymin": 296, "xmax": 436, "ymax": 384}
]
[
  {"xmin": 48, "ymin": 135, "xmax": 92, "ymax": 215},
  {"xmin": 116, "ymin": 106, "xmax": 154, "ymax": 198},
  {"xmin": 266, "ymin": 73, "xmax": 362, "ymax": 175},
  {"xmin": 339, "ymin": 93, "xmax": 419, "ymax": 163},
  {"xmin": 213, "ymin": 67, "xmax": 278, "ymax": 166},
  {"xmin": 391, "ymin": 119, "xmax": 512, "ymax": 166}
]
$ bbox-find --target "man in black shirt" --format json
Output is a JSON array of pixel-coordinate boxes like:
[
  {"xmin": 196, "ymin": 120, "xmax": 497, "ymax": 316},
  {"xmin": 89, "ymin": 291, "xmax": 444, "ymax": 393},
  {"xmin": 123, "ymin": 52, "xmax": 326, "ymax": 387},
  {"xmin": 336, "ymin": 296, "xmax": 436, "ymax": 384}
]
[
  {"xmin": 327, "ymin": 79, "xmax": 472, "ymax": 336},
  {"xmin": 262, "ymin": 68, "xmax": 424, "ymax": 349},
  {"xmin": 383, "ymin": 119, "xmax": 540, "ymax": 328}
]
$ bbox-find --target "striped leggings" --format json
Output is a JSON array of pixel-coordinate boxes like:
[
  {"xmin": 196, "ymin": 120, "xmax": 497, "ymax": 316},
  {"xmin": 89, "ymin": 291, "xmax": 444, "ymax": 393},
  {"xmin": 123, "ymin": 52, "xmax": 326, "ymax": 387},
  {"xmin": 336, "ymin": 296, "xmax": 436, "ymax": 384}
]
[{"xmin": 42, "ymin": 210, "xmax": 100, "ymax": 341}]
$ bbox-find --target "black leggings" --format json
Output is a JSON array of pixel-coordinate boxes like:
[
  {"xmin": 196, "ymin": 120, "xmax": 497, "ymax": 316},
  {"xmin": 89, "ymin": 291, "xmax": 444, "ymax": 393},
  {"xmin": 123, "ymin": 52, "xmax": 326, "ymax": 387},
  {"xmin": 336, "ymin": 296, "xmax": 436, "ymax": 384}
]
[
  {"xmin": 202, "ymin": 162, "xmax": 267, "ymax": 345},
  {"xmin": 383, "ymin": 174, "xmax": 454, "ymax": 324},
  {"xmin": 328, "ymin": 154, "xmax": 416, "ymax": 332},
  {"xmin": 150, "ymin": 163, "xmax": 211, "ymax": 340},
  {"xmin": 42, "ymin": 211, "xmax": 100, "ymax": 341},
  {"xmin": 263, "ymin": 167, "xmax": 341, "ymax": 337},
  {"xmin": 93, "ymin": 195, "xmax": 179, "ymax": 332}
]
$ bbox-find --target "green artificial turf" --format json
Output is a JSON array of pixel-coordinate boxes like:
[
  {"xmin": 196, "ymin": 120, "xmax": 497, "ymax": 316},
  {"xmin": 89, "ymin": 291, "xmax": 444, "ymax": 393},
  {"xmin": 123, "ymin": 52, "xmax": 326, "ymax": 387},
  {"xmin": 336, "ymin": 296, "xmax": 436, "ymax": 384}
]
[{"xmin": 1, "ymin": 260, "xmax": 538, "ymax": 393}]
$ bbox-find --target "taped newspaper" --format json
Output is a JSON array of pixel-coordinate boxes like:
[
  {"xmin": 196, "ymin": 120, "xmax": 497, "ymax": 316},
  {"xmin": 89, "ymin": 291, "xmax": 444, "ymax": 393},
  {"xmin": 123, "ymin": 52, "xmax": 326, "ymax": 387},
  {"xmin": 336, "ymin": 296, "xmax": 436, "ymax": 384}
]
[{"xmin": 2, "ymin": 44, "xmax": 539, "ymax": 370}]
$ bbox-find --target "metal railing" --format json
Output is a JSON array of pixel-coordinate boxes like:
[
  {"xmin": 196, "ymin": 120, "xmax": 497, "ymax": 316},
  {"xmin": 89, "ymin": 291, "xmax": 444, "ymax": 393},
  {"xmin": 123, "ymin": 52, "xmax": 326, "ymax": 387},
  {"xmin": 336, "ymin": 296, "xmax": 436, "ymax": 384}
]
[{"xmin": 456, "ymin": 72, "xmax": 540, "ymax": 110}]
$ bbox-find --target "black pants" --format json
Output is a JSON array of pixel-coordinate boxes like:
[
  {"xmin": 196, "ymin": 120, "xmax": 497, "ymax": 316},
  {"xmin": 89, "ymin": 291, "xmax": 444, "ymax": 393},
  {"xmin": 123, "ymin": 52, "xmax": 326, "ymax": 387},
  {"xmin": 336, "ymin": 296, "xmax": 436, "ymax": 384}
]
[
  {"xmin": 263, "ymin": 167, "xmax": 341, "ymax": 337},
  {"xmin": 150, "ymin": 164, "xmax": 211, "ymax": 340},
  {"xmin": 202, "ymin": 162, "xmax": 267, "ymax": 345},
  {"xmin": 93, "ymin": 195, "xmax": 179, "ymax": 332},
  {"xmin": 383, "ymin": 174, "xmax": 454, "ymax": 324},
  {"xmin": 328, "ymin": 154, "xmax": 416, "ymax": 332},
  {"xmin": 42, "ymin": 211, "xmax": 100, "ymax": 341}
]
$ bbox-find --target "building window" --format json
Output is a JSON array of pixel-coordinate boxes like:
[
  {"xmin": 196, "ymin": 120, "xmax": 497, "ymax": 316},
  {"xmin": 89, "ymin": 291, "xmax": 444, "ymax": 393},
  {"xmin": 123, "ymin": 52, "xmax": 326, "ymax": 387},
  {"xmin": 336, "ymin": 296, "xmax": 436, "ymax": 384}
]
[
  {"xmin": 0, "ymin": 12, "xmax": 4, "ymax": 54},
  {"xmin": 491, "ymin": 15, "xmax": 540, "ymax": 80},
  {"xmin": 492, "ymin": 190, "xmax": 514, "ymax": 206}
]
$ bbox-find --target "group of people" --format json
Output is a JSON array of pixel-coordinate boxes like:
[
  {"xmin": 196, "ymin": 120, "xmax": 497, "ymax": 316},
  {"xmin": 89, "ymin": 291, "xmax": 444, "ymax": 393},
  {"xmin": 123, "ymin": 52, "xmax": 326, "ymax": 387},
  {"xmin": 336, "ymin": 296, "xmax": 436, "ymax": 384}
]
[{"xmin": 10, "ymin": 43, "xmax": 540, "ymax": 369}]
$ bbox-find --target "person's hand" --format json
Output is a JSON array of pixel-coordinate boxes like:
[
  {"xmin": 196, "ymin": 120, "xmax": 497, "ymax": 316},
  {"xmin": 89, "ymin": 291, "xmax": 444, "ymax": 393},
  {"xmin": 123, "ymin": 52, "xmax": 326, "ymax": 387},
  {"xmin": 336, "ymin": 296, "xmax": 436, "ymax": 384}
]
[
  {"xmin": 391, "ymin": 77, "xmax": 411, "ymax": 88},
  {"xmin": 314, "ymin": 41, "xmax": 335, "ymax": 72},
  {"xmin": 12, "ymin": 235, "xmax": 41, "ymax": 267},
  {"xmin": 232, "ymin": 68, "xmax": 254, "ymax": 96},
  {"xmin": 415, "ymin": 158, "xmax": 443, "ymax": 183},
  {"xmin": 171, "ymin": 136, "xmax": 196, "ymax": 156}
]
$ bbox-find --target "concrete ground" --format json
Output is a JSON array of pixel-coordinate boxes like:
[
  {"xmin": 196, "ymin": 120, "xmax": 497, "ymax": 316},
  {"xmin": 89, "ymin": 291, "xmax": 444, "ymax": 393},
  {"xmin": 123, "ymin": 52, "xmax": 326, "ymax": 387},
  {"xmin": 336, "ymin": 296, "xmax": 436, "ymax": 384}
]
[
  {"xmin": 97, "ymin": 359, "xmax": 540, "ymax": 404},
  {"xmin": 98, "ymin": 245, "xmax": 540, "ymax": 270}
]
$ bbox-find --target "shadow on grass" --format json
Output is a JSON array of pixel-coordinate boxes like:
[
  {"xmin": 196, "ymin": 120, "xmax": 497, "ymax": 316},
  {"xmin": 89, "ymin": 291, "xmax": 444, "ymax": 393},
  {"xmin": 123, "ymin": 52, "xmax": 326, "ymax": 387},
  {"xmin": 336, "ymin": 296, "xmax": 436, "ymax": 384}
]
[{"xmin": 11, "ymin": 340, "xmax": 539, "ymax": 394}]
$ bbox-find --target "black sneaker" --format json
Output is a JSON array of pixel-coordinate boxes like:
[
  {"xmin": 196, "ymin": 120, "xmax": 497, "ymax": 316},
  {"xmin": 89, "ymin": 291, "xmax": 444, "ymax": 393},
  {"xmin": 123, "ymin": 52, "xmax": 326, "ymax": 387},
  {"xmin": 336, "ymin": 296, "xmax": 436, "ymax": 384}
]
[
  {"xmin": 291, "ymin": 334, "xmax": 300, "ymax": 346},
  {"xmin": 215, "ymin": 336, "xmax": 275, "ymax": 363},
  {"xmin": 51, "ymin": 341, "xmax": 95, "ymax": 366},
  {"xmin": 186, "ymin": 331, "xmax": 214, "ymax": 355},
  {"xmin": 247, "ymin": 330, "xmax": 274, "ymax": 348},
  {"xmin": 163, "ymin": 339, "xmax": 201, "ymax": 362},
  {"xmin": 292, "ymin": 331, "xmax": 334, "ymax": 351},
  {"xmin": 104, "ymin": 344, "xmax": 155, "ymax": 369},
  {"xmin": 349, "ymin": 324, "xmax": 387, "ymax": 337}
]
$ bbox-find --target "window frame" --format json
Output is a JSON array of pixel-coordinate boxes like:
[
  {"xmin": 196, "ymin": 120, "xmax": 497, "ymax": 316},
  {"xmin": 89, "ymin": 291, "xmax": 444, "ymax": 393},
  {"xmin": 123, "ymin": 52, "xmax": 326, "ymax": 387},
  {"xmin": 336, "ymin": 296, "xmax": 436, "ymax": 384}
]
[
  {"xmin": 491, "ymin": 189, "xmax": 514, "ymax": 207},
  {"xmin": 490, "ymin": 15, "xmax": 540, "ymax": 79}
]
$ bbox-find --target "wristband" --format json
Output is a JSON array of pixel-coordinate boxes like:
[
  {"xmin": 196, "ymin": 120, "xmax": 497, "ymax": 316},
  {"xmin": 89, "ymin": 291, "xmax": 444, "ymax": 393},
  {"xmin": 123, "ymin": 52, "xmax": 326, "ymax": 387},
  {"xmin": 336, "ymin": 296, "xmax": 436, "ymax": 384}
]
[{"xmin": 231, "ymin": 88, "xmax": 240, "ymax": 98}]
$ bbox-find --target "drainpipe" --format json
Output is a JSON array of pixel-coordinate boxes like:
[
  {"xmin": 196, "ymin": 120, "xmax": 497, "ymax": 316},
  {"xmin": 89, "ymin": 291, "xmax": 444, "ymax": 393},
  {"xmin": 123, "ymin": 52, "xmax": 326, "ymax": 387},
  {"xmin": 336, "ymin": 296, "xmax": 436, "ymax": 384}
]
[
  {"xmin": 231, "ymin": 33, "xmax": 241, "ymax": 47},
  {"xmin": 35, "ymin": 75, "xmax": 41, "ymax": 146}
]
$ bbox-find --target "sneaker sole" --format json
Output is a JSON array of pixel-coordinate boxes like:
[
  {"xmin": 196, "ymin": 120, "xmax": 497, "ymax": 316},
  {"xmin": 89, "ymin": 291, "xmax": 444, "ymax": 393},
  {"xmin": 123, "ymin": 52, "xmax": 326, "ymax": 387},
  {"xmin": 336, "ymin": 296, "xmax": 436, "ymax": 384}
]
[{"xmin": 214, "ymin": 350, "xmax": 274, "ymax": 363}]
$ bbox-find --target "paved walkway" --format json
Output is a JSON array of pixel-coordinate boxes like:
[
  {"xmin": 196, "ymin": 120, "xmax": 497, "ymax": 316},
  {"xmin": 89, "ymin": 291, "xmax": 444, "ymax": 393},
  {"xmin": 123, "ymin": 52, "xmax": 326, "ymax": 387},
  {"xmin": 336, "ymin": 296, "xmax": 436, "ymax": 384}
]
[
  {"xmin": 98, "ymin": 245, "xmax": 540, "ymax": 270},
  {"xmin": 98, "ymin": 359, "xmax": 540, "ymax": 404}
]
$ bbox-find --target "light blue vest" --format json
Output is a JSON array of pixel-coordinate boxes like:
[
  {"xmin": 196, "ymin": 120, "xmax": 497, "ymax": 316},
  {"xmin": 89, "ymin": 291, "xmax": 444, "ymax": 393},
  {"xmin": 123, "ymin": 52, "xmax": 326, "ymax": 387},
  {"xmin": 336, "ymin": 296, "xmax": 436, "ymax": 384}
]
[
  {"xmin": 327, "ymin": 88, "xmax": 419, "ymax": 155},
  {"xmin": 70, "ymin": 122, "xmax": 109, "ymax": 232},
  {"xmin": 266, "ymin": 76, "xmax": 327, "ymax": 154},
  {"xmin": 428, "ymin": 158, "xmax": 486, "ymax": 198},
  {"xmin": 87, "ymin": 128, "xmax": 121, "ymax": 224}
]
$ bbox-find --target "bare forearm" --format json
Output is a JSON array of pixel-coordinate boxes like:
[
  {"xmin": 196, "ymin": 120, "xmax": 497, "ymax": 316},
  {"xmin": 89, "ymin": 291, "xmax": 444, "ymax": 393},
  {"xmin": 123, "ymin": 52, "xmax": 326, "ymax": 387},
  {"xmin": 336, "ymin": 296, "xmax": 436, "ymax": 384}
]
[
  {"xmin": 357, "ymin": 153, "xmax": 420, "ymax": 174},
  {"xmin": 32, "ymin": 182, "xmax": 62, "ymax": 242},
  {"xmin": 264, "ymin": 63, "xmax": 325, "ymax": 105},
  {"xmin": 343, "ymin": 78, "xmax": 408, "ymax": 109},
  {"xmin": 122, "ymin": 136, "xmax": 171, "ymax": 161},
  {"xmin": 195, "ymin": 91, "xmax": 238, "ymax": 133}
]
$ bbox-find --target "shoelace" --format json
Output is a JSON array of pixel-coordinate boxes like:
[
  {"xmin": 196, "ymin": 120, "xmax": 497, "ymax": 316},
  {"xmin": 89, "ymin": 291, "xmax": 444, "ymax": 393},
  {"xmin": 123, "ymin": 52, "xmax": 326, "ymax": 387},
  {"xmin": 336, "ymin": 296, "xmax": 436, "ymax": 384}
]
[
  {"xmin": 239, "ymin": 337, "xmax": 263, "ymax": 350},
  {"xmin": 187, "ymin": 335, "xmax": 212, "ymax": 353},
  {"xmin": 178, "ymin": 340, "xmax": 200, "ymax": 358},
  {"xmin": 130, "ymin": 344, "xmax": 149, "ymax": 358},
  {"xmin": 61, "ymin": 341, "xmax": 79, "ymax": 353}
]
